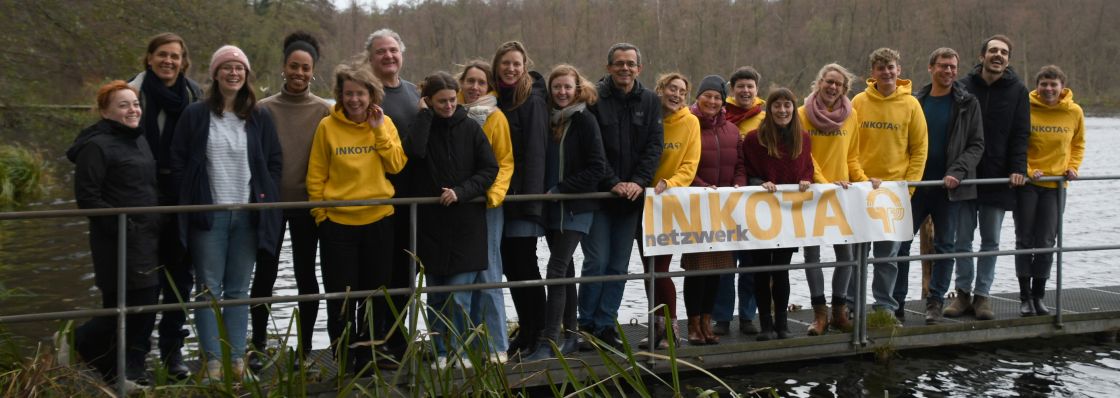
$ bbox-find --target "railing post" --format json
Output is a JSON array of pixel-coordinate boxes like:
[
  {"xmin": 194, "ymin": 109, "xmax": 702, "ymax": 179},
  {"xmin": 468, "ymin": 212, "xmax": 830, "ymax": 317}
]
[
  {"xmin": 1055, "ymin": 178, "xmax": 1065, "ymax": 328},
  {"xmin": 115, "ymin": 214, "xmax": 127, "ymax": 396},
  {"xmin": 408, "ymin": 202, "xmax": 419, "ymax": 385},
  {"xmin": 645, "ymin": 256, "xmax": 655, "ymax": 367},
  {"xmin": 856, "ymin": 243, "xmax": 869, "ymax": 346}
]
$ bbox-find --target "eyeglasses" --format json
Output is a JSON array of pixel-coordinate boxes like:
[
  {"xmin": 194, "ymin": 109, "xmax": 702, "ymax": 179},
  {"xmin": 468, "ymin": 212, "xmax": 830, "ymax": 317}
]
[
  {"xmin": 220, "ymin": 64, "xmax": 246, "ymax": 73},
  {"xmin": 935, "ymin": 63, "xmax": 958, "ymax": 71},
  {"xmin": 611, "ymin": 61, "xmax": 638, "ymax": 69}
]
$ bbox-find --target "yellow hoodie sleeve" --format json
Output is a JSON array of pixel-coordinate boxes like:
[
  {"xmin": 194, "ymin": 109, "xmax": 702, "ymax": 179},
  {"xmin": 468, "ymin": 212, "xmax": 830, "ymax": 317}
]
[
  {"xmin": 375, "ymin": 117, "xmax": 408, "ymax": 175},
  {"xmin": 306, "ymin": 120, "xmax": 330, "ymax": 224},
  {"xmin": 666, "ymin": 120, "xmax": 701, "ymax": 188},
  {"xmin": 811, "ymin": 156, "xmax": 828, "ymax": 184},
  {"xmin": 1069, "ymin": 108, "xmax": 1086, "ymax": 172},
  {"xmin": 904, "ymin": 99, "xmax": 929, "ymax": 190},
  {"xmin": 484, "ymin": 110, "xmax": 514, "ymax": 207}
]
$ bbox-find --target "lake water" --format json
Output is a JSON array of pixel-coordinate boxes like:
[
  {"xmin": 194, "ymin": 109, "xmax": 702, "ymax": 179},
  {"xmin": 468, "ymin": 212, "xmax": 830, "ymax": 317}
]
[{"xmin": 2, "ymin": 116, "xmax": 1119, "ymax": 396}]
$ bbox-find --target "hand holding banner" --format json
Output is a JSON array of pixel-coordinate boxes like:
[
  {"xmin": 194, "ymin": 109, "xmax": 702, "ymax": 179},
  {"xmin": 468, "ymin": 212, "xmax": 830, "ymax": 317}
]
[{"xmin": 640, "ymin": 182, "xmax": 913, "ymax": 256}]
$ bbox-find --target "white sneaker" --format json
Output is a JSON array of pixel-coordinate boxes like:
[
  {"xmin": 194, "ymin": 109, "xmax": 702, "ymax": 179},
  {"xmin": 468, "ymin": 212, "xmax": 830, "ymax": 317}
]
[
  {"xmin": 430, "ymin": 356, "xmax": 449, "ymax": 372},
  {"xmin": 489, "ymin": 352, "xmax": 508, "ymax": 365},
  {"xmin": 53, "ymin": 331, "xmax": 70, "ymax": 367}
]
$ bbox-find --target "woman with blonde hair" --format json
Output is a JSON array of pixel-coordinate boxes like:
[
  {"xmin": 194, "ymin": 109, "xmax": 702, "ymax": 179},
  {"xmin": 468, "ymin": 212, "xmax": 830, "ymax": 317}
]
[{"xmin": 523, "ymin": 64, "xmax": 606, "ymax": 360}]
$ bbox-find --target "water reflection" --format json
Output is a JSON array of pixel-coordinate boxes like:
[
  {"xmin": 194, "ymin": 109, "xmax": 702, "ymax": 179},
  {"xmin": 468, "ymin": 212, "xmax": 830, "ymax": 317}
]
[{"xmin": 696, "ymin": 335, "xmax": 1118, "ymax": 397}]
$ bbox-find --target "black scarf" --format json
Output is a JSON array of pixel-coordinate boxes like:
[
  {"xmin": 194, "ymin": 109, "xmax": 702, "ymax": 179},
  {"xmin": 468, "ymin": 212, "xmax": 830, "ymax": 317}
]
[{"xmin": 140, "ymin": 68, "xmax": 189, "ymax": 165}]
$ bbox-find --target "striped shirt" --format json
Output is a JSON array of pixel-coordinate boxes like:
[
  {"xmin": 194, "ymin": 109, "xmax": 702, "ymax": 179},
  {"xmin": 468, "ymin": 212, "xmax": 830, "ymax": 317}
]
[{"xmin": 206, "ymin": 112, "xmax": 251, "ymax": 204}]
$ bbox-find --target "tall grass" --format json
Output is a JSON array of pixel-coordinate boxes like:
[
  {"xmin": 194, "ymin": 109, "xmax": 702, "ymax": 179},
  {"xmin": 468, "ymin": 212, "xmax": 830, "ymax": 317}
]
[
  {"xmin": 1, "ymin": 261, "xmax": 743, "ymax": 397},
  {"xmin": 0, "ymin": 145, "xmax": 50, "ymax": 208}
]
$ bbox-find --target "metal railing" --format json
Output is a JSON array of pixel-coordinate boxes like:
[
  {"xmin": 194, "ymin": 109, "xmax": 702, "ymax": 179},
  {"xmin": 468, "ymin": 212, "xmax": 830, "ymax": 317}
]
[{"xmin": 1, "ymin": 175, "xmax": 1118, "ymax": 395}]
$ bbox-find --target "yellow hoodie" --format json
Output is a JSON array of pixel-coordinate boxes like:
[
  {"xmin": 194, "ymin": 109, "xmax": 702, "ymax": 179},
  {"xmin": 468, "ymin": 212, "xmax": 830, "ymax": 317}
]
[
  {"xmin": 852, "ymin": 78, "xmax": 928, "ymax": 186},
  {"xmin": 799, "ymin": 105, "xmax": 868, "ymax": 184},
  {"xmin": 1028, "ymin": 88, "xmax": 1085, "ymax": 188},
  {"xmin": 306, "ymin": 105, "xmax": 407, "ymax": 225},
  {"xmin": 653, "ymin": 106, "xmax": 701, "ymax": 188},
  {"xmin": 726, "ymin": 96, "xmax": 767, "ymax": 138},
  {"xmin": 461, "ymin": 91, "xmax": 515, "ymax": 207}
]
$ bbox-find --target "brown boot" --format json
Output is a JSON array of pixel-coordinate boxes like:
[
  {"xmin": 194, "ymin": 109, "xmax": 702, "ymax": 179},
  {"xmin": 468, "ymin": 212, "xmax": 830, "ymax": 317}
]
[
  {"xmin": 829, "ymin": 298, "xmax": 854, "ymax": 332},
  {"xmin": 943, "ymin": 289, "xmax": 972, "ymax": 318},
  {"xmin": 700, "ymin": 314, "xmax": 719, "ymax": 344},
  {"xmin": 807, "ymin": 304, "xmax": 828, "ymax": 336},
  {"xmin": 687, "ymin": 316, "xmax": 704, "ymax": 345},
  {"xmin": 972, "ymin": 295, "xmax": 995, "ymax": 320}
]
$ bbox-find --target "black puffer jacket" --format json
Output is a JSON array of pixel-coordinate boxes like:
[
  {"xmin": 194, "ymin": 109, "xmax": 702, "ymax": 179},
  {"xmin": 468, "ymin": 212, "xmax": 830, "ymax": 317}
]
[
  {"xmin": 591, "ymin": 76, "xmax": 664, "ymax": 211},
  {"xmin": 497, "ymin": 71, "xmax": 548, "ymax": 224},
  {"xmin": 405, "ymin": 107, "xmax": 499, "ymax": 276},
  {"xmin": 68, "ymin": 119, "xmax": 160, "ymax": 291},
  {"xmin": 960, "ymin": 65, "xmax": 1030, "ymax": 209}
]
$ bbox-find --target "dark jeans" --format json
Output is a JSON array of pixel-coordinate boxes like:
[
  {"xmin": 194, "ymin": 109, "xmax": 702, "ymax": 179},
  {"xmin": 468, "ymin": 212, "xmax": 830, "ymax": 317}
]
[
  {"xmin": 751, "ymin": 249, "xmax": 794, "ymax": 318},
  {"xmin": 1014, "ymin": 184, "xmax": 1064, "ymax": 278},
  {"xmin": 250, "ymin": 210, "xmax": 320, "ymax": 353},
  {"xmin": 503, "ymin": 235, "xmax": 545, "ymax": 339},
  {"xmin": 894, "ymin": 186, "xmax": 960, "ymax": 304},
  {"xmin": 157, "ymin": 213, "xmax": 193, "ymax": 357},
  {"xmin": 541, "ymin": 230, "xmax": 582, "ymax": 343},
  {"xmin": 319, "ymin": 219, "xmax": 394, "ymax": 354},
  {"xmin": 684, "ymin": 275, "xmax": 720, "ymax": 317},
  {"xmin": 75, "ymin": 286, "xmax": 160, "ymax": 382}
]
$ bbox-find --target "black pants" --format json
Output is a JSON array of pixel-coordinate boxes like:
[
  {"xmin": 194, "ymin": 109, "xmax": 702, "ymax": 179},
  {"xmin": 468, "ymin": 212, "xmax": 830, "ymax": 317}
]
[
  {"xmin": 541, "ymin": 230, "xmax": 581, "ymax": 343},
  {"xmin": 319, "ymin": 219, "xmax": 394, "ymax": 353},
  {"xmin": 75, "ymin": 285, "xmax": 160, "ymax": 382},
  {"xmin": 385, "ymin": 210, "xmax": 412, "ymax": 356},
  {"xmin": 751, "ymin": 249, "xmax": 794, "ymax": 317},
  {"xmin": 684, "ymin": 275, "xmax": 720, "ymax": 317},
  {"xmin": 503, "ymin": 235, "xmax": 546, "ymax": 341},
  {"xmin": 157, "ymin": 213, "xmax": 193, "ymax": 357},
  {"xmin": 250, "ymin": 210, "xmax": 320, "ymax": 353},
  {"xmin": 1014, "ymin": 184, "xmax": 1064, "ymax": 278}
]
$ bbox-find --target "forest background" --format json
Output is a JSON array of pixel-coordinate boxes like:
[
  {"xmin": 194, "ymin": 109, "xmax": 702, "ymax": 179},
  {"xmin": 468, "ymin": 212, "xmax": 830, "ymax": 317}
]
[{"xmin": 2, "ymin": 0, "xmax": 1118, "ymax": 111}]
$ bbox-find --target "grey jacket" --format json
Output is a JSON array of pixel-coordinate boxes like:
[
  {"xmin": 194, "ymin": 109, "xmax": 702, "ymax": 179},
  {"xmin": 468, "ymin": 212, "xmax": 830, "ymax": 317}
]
[{"xmin": 915, "ymin": 81, "xmax": 985, "ymax": 201}]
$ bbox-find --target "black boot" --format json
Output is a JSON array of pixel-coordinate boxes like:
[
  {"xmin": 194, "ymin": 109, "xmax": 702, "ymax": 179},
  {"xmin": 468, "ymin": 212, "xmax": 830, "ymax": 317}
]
[
  {"xmin": 774, "ymin": 310, "xmax": 790, "ymax": 340},
  {"xmin": 1032, "ymin": 278, "xmax": 1050, "ymax": 316},
  {"xmin": 1018, "ymin": 278, "xmax": 1036, "ymax": 317},
  {"xmin": 757, "ymin": 314, "xmax": 774, "ymax": 342}
]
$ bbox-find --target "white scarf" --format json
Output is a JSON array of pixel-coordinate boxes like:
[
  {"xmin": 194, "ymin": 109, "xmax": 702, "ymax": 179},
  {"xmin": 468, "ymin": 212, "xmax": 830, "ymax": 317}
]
[{"xmin": 462, "ymin": 94, "xmax": 498, "ymax": 126}]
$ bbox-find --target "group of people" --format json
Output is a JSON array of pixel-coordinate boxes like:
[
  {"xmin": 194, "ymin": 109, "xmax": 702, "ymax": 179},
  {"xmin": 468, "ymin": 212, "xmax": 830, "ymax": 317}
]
[{"xmin": 66, "ymin": 29, "xmax": 1084, "ymax": 387}]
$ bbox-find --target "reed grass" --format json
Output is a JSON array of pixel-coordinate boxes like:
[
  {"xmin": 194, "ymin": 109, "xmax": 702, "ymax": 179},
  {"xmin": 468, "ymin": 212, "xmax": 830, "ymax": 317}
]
[{"xmin": 0, "ymin": 145, "xmax": 50, "ymax": 208}]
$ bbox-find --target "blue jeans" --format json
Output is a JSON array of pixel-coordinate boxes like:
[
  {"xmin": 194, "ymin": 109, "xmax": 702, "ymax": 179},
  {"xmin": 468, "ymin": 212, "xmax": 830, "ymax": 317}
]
[
  {"xmin": 803, "ymin": 244, "xmax": 854, "ymax": 306},
  {"xmin": 428, "ymin": 272, "xmax": 477, "ymax": 357},
  {"xmin": 847, "ymin": 241, "xmax": 901, "ymax": 311},
  {"xmin": 713, "ymin": 251, "xmax": 757, "ymax": 322},
  {"xmin": 954, "ymin": 200, "xmax": 1006, "ymax": 297},
  {"xmin": 470, "ymin": 207, "xmax": 509, "ymax": 353},
  {"xmin": 894, "ymin": 187, "xmax": 960, "ymax": 305},
  {"xmin": 578, "ymin": 208, "xmax": 640, "ymax": 332},
  {"xmin": 191, "ymin": 210, "xmax": 257, "ymax": 360}
]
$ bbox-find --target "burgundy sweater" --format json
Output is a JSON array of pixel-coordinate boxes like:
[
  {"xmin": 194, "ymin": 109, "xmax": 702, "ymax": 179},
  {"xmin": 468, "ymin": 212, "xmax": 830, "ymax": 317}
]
[{"xmin": 735, "ymin": 129, "xmax": 815, "ymax": 186}]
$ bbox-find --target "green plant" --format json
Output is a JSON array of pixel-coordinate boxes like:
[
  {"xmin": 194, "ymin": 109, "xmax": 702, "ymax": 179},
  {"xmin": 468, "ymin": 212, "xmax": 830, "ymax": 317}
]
[{"xmin": 0, "ymin": 144, "xmax": 50, "ymax": 208}]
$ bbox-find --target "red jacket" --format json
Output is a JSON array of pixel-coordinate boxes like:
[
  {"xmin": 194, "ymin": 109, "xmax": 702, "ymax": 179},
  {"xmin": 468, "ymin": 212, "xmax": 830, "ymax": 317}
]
[
  {"xmin": 735, "ymin": 129, "xmax": 814, "ymax": 186},
  {"xmin": 690, "ymin": 105, "xmax": 741, "ymax": 187}
]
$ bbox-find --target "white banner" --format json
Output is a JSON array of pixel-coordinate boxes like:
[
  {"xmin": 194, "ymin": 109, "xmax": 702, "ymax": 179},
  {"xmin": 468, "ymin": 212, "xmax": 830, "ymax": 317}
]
[{"xmin": 640, "ymin": 182, "xmax": 913, "ymax": 256}]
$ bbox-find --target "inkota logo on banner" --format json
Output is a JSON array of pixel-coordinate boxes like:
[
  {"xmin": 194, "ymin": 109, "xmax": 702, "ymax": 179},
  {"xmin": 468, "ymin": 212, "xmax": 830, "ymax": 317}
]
[
  {"xmin": 639, "ymin": 182, "xmax": 914, "ymax": 256},
  {"xmin": 865, "ymin": 188, "xmax": 905, "ymax": 234}
]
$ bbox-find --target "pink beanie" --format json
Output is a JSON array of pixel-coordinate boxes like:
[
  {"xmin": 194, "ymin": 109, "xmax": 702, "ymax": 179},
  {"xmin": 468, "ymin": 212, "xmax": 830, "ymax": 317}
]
[{"xmin": 209, "ymin": 45, "xmax": 251, "ymax": 78}]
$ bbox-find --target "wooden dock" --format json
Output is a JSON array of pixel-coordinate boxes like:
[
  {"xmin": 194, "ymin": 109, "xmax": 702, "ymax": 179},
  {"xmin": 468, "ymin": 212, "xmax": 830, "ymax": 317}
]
[{"xmin": 198, "ymin": 285, "xmax": 1120, "ymax": 396}]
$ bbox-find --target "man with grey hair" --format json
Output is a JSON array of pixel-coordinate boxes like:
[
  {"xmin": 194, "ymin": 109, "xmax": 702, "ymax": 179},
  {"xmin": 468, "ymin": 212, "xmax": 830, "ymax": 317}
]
[
  {"xmin": 579, "ymin": 42, "xmax": 663, "ymax": 348},
  {"xmin": 365, "ymin": 27, "xmax": 419, "ymax": 366},
  {"xmin": 895, "ymin": 47, "xmax": 985, "ymax": 324}
]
